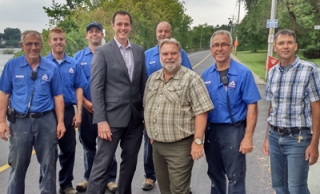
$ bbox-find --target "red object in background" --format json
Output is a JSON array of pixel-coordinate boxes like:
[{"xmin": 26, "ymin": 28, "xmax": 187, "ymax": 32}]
[{"xmin": 266, "ymin": 56, "xmax": 279, "ymax": 72}]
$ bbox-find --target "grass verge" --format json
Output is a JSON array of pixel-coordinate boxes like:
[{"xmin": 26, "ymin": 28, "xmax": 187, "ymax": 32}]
[{"xmin": 236, "ymin": 50, "xmax": 320, "ymax": 81}]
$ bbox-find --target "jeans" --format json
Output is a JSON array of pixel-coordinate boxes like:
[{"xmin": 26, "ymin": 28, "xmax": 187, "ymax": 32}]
[
  {"xmin": 268, "ymin": 126, "xmax": 311, "ymax": 194},
  {"xmin": 7, "ymin": 112, "xmax": 57, "ymax": 194},
  {"xmin": 143, "ymin": 130, "xmax": 156, "ymax": 181},
  {"xmin": 205, "ymin": 122, "xmax": 246, "ymax": 194},
  {"xmin": 78, "ymin": 107, "xmax": 117, "ymax": 182}
]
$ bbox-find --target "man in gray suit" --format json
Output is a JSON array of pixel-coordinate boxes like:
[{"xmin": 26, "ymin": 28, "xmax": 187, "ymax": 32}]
[{"xmin": 86, "ymin": 10, "xmax": 146, "ymax": 194}]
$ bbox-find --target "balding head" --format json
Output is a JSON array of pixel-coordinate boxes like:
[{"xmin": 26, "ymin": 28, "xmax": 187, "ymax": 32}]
[{"xmin": 156, "ymin": 21, "xmax": 172, "ymax": 43}]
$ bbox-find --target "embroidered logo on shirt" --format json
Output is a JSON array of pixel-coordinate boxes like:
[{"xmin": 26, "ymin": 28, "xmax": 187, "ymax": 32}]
[
  {"xmin": 68, "ymin": 67, "xmax": 75, "ymax": 74},
  {"xmin": 42, "ymin": 74, "xmax": 49, "ymax": 81},
  {"xmin": 149, "ymin": 61, "xmax": 156, "ymax": 65},
  {"xmin": 15, "ymin": 75, "xmax": 24, "ymax": 78},
  {"xmin": 204, "ymin": 81, "xmax": 211, "ymax": 84},
  {"xmin": 228, "ymin": 81, "xmax": 236, "ymax": 88},
  {"xmin": 80, "ymin": 62, "xmax": 87, "ymax": 66}
]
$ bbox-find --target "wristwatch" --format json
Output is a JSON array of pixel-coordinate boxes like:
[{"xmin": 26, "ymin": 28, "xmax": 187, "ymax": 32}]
[{"xmin": 194, "ymin": 138, "xmax": 203, "ymax": 145}]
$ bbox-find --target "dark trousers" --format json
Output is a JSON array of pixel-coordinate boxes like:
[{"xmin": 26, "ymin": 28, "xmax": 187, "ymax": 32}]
[
  {"xmin": 204, "ymin": 122, "xmax": 246, "ymax": 194},
  {"xmin": 7, "ymin": 112, "xmax": 57, "ymax": 194},
  {"xmin": 79, "ymin": 107, "xmax": 117, "ymax": 182},
  {"xmin": 143, "ymin": 130, "xmax": 156, "ymax": 180},
  {"xmin": 86, "ymin": 119, "xmax": 143, "ymax": 194},
  {"xmin": 58, "ymin": 105, "xmax": 76, "ymax": 188}
]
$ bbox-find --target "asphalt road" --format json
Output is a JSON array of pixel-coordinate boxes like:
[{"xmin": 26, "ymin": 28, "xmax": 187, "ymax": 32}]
[{"xmin": 0, "ymin": 50, "xmax": 275, "ymax": 194}]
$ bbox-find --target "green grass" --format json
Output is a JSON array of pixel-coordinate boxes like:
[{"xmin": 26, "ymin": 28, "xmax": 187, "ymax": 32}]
[
  {"xmin": 236, "ymin": 50, "xmax": 320, "ymax": 81},
  {"xmin": 236, "ymin": 50, "xmax": 268, "ymax": 81}
]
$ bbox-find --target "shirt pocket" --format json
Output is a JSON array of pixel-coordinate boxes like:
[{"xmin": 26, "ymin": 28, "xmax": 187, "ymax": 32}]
[
  {"xmin": 12, "ymin": 77, "xmax": 26, "ymax": 95},
  {"xmin": 145, "ymin": 85, "xmax": 159, "ymax": 103},
  {"xmin": 165, "ymin": 85, "xmax": 182, "ymax": 103}
]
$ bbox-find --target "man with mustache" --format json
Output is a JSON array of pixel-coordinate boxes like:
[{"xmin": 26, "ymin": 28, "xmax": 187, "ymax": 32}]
[
  {"xmin": 142, "ymin": 21, "xmax": 192, "ymax": 191},
  {"xmin": 144, "ymin": 38, "xmax": 213, "ymax": 194},
  {"xmin": 45, "ymin": 27, "xmax": 87, "ymax": 194}
]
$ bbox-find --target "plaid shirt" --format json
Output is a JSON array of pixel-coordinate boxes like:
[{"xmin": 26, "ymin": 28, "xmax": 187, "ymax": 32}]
[
  {"xmin": 265, "ymin": 56, "xmax": 320, "ymax": 127},
  {"xmin": 144, "ymin": 66, "xmax": 214, "ymax": 143}
]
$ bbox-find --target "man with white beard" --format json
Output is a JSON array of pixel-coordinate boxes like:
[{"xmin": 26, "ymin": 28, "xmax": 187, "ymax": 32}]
[{"xmin": 143, "ymin": 38, "xmax": 214, "ymax": 194}]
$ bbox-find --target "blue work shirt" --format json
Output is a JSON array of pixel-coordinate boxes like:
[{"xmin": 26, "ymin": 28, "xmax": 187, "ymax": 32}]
[
  {"xmin": 46, "ymin": 52, "xmax": 87, "ymax": 106},
  {"xmin": 0, "ymin": 55, "xmax": 62, "ymax": 114},
  {"xmin": 74, "ymin": 46, "xmax": 92, "ymax": 101},
  {"xmin": 202, "ymin": 59, "xmax": 261, "ymax": 123},
  {"xmin": 145, "ymin": 45, "xmax": 193, "ymax": 78}
]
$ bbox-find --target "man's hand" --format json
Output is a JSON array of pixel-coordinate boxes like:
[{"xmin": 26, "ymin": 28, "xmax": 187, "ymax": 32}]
[
  {"xmin": 262, "ymin": 138, "xmax": 269, "ymax": 155},
  {"xmin": 83, "ymin": 99, "xmax": 93, "ymax": 113},
  {"xmin": 0, "ymin": 122, "xmax": 10, "ymax": 141},
  {"xmin": 305, "ymin": 144, "xmax": 319, "ymax": 165},
  {"xmin": 98, "ymin": 122, "xmax": 112, "ymax": 141},
  {"xmin": 191, "ymin": 143, "xmax": 204, "ymax": 160},
  {"xmin": 239, "ymin": 135, "xmax": 253, "ymax": 154},
  {"xmin": 56, "ymin": 122, "xmax": 66, "ymax": 139},
  {"xmin": 72, "ymin": 112, "xmax": 82, "ymax": 129}
]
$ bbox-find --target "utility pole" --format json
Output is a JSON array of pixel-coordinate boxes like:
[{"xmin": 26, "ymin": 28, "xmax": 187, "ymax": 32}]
[
  {"xmin": 265, "ymin": 0, "xmax": 278, "ymax": 77},
  {"xmin": 234, "ymin": 0, "xmax": 241, "ymax": 55}
]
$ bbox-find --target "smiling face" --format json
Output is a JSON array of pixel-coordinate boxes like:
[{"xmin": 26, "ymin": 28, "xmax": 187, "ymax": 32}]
[
  {"xmin": 210, "ymin": 33, "xmax": 233, "ymax": 65},
  {"xmin": 112, "ymin": 14, "xmax": 132, "ymax": 44},
  {"xmin": 156, "ymin": 22, "xmax": 172, "ymax": 43},
  {"xmin": 273, "ymin": 34, "xmax": 297, "ymax": 64},
  {"xmin": 86, "ymin": 26, "xmax": 104, "ymax": 47},
  {"xmin": 160, "ymin": 42, "xmax": 181, "ymax": 73},
  {"xmin": 48, "ymin": 32, "xmax": 66, "ymax": 54},
  {"xmin": 20, "ymin": 33, "xmax": 42, "ymax": 62}
]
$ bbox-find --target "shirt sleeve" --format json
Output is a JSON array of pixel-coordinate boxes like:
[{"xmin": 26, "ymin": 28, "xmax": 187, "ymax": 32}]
[
  {"xmin": 189, "ymin": 75, "xmax": 214, "ymax": 116},
  {"xmin": 306, "ymin": 66, "xmax": 320, "ymax": 102},
  {"xmin": 0, "ymin": 61, "xmax": 13, "ymax": 94},
  {"xmin": 241, "ymin": 70, "xmax": 261, "ymax": 104},
  {"xmin": 181, "ymin": 49, "xmax": 193, "ymax": 70}
]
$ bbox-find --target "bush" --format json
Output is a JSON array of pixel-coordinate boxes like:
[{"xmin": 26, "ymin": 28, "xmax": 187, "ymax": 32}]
[
  {"xmin": 302, "ymin": 44, "xmax": 320, "ymax": 59},
  {"xmin": 2, "ymin": 49, "xmax": 15, "ymax": 54}
]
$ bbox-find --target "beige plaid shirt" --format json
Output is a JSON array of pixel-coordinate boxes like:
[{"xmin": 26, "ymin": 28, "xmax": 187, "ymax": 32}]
[{"xmin": 144, "ymin": 66, "xmax": 214, "ymax": 142}]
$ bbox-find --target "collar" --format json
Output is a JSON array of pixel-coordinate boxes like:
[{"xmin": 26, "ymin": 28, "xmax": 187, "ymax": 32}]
[
  {"xmin": 21, "ymin": 55, "xmax": 45, "ymax": 70},
  {"xmin": 114, "ymin": 37, "xmax": 131, "ymax": 49},
  {"xmin": 277, "ymin": 56, "xmax": 300, "ymax": 72},
  {"xmin": 154, "ymin": 66, "xmax": 184, "ymax": 81},
  {"xmin": 210, "ymin": 58, "xmax": 238, "ymax": 76},
  {"xmin": 84, "ymin": 46, "xmax": 93, "ymax": 56},
  {"xmin": 46, "ymin": 52, "xmax": 71, "ymax": 65}
]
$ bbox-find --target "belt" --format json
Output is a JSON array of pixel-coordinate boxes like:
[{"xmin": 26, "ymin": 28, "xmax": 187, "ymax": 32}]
[
  {"xmin": 16, "ymin": 110, "xmax": 52, "ymax": 119},
  {"xmin": 210, "ymin": 120, "xmax": 245, "ymax": 125},
  {"xmin": 270, "ymin": 125, "xmax": 310, "ymax": 135}
]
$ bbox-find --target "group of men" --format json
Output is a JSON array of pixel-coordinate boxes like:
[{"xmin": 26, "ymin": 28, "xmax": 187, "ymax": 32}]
[{"xmin": 0, "ymin": 9, "xmax": 319, "ymax": 194}]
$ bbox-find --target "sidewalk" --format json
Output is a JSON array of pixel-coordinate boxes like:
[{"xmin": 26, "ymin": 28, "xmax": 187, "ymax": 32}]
[{"xmin": 232, "ymin": 54, "xmax": 320, "ymax": 194}]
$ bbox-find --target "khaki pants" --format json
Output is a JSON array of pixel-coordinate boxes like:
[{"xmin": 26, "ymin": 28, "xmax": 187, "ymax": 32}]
[{"xmin": 152, "ymin": 136, "xmax": 194, "ymax": 194}]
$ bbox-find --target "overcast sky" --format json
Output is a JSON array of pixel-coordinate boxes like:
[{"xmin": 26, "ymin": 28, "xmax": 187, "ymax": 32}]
[{"xmin": 0, "ymin": 0, "xmax": 246, "ymax": 33}]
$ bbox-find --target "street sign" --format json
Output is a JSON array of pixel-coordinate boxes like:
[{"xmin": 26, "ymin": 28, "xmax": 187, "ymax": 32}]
[
  {"xmin": 315, "ymin": 25, "xmax": 320, "ymax": 30},
  {"xmin": 266, "ymin": 19, "xmax": 278, "ymax": 28}
]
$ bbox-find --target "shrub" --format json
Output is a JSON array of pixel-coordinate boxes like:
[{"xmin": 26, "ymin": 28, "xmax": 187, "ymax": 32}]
[
  {"xmin": 2, "ymin": 49, "xmax": 15, "ymax": 54},
  {"xmin": 302, "ymin": 44, "xmax": 320, "ymax": 59}
]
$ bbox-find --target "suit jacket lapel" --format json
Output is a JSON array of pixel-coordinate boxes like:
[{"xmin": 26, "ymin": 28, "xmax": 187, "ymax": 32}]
[
  {"xmin": 110, "ymin": 39, "xmax": 130, "ymax": 80},
  {"xmin": 131, "ymin": 44, "xmax": 139, "ymax": 82}
]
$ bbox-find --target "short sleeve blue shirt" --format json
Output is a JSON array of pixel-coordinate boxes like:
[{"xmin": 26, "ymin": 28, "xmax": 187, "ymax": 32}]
[
  {"xmin": 0, "ymin": 55, "xmax": 62, "ymax": 113},
  {"xmin": 145, "ymin": 45, "xmax": 193, "ymax": 78},
  {"xmin": 74, "ymin": 46, "xmax": 92, "ymax": 101},
  {"xmin": 202, "ymin": 59, "xmax": 261, "ymax": 123},
  {"xmin": 46, "ymin": 52, "xmax": 87, "ymax": 106}
]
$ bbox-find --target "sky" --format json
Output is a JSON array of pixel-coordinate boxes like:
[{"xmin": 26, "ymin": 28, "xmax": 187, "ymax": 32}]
[{"xmin": 0, "ymin": 0, "xmax": 247, "ymax": 33}]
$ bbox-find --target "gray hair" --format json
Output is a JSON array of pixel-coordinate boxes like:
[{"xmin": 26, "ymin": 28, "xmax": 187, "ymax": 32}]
[
  {"xmin": 209, "ymin": 30, "xmax": 233, "ymax": 47},
  {"xmin": 159, "ymin": 38, "xmax": 182, "ymax": 53},
  {"xmin": 20, "ymin": 30, "xmax": 43, "ymax": 43},
  {"xmin": 274, "ymin": 29, "xmax": 296, "ymax": 42}
]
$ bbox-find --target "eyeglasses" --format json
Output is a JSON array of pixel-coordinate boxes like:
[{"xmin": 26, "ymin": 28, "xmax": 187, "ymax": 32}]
[
  {"xmin": 211, "ymin": 43, "xmax": 231, "ymax": 49},
  {"xmin": 23, "ymin": 42, "xmax": 42, "ymax": 48}
]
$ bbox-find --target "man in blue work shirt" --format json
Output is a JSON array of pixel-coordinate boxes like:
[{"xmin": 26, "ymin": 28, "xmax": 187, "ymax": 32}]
[
  {"xmin": 74, "ymin": 22, "xmax": 118, "ymax": 193},
  {"xmin": 46, "ymin": 27, "xmax": 87, "ymax": 194},
  {"xmin": 202, "ymin": 30, "xmax": 261, "ymax": 194},
  {"xmin": 0, "ymin": 30, "xmax": 65, "ymax": 194},
  {"xmin": 142, "ymin": 21, "xmax": 192, "ymax": 191}
]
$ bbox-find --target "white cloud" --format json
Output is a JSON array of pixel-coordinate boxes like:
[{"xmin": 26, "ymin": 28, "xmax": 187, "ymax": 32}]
[{"xmin": 0, "ymin": 0, "xmax": 246, "ymax": 33}]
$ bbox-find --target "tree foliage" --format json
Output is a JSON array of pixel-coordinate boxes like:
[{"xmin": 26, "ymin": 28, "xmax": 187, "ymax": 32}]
[{"xmin": 0, "ymin": 28, "xmax": 21, "ymax": 47}]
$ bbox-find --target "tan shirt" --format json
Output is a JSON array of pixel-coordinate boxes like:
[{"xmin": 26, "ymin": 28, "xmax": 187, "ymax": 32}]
[{"xmin": 143, "ymin": 66, "xmax": 214, "ymax": 142}]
